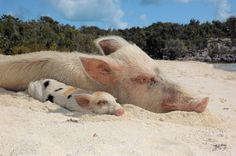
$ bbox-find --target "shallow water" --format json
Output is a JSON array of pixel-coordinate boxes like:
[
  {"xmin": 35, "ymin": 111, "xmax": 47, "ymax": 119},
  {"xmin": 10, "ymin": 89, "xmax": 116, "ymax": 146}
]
[{"xmin": 214, "ymin": 63, "xmax": 236, "ymax": 72}]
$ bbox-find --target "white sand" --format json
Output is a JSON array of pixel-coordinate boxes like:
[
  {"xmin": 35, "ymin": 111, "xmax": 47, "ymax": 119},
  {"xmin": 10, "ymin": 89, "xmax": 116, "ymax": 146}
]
[{"xmin": 0, "ymin": 61, "xmax": 236, "ymax": 156}]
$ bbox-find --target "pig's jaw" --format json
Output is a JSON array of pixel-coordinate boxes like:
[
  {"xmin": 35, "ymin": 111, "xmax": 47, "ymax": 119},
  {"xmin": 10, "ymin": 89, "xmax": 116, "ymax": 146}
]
[{"xmin": 108, "ymin": 83, "xmax": 163, "ymax": 112}]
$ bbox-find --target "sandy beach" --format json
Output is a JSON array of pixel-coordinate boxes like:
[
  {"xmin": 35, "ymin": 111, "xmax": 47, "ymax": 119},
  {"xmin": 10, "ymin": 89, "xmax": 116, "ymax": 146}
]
[{"xmin": 0, "ymin": 60, "xmax": 236, "ymax": 156}]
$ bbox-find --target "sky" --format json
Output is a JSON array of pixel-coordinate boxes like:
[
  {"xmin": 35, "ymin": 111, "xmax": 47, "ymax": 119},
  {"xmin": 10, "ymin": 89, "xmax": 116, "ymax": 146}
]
[{"xmin": 0, "ymin": 0, "xmax": 235, "ymax": 29}]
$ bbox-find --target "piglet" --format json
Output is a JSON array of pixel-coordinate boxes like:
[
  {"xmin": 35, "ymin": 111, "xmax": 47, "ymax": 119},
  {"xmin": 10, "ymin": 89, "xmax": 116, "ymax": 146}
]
[{"xmin": 27, "ymin": 79, "xmax": 124, "ymax": 116}]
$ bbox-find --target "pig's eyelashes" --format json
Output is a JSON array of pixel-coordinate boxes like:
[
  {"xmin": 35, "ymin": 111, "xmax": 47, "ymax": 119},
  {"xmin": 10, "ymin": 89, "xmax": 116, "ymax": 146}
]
[
  {"xmin": 132, "ymin": 75, "xmax": 159, "ymax": 85},
  {"xmin": 131, "ymin": 75, "xmax": 150, "ymax": 84}
]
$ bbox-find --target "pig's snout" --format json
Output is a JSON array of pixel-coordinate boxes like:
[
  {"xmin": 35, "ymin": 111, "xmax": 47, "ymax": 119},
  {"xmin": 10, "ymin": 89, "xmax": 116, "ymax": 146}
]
[
  {"xmin": 161, "ymin": 97, "xmax": 209, "ymax": 113},
  {"xmin": 115, "ymin": 108, "xmax": 124, "ymax": 116},
  {"xmin": 195, "ymin": 97, "xmax": 209, "ymax": 113}
]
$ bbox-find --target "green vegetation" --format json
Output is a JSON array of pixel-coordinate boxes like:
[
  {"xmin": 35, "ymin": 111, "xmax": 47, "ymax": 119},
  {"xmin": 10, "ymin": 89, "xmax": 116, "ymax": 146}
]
[{"xmin": 0, "ymin": 15, "xmax": 236, "ymax": 62}]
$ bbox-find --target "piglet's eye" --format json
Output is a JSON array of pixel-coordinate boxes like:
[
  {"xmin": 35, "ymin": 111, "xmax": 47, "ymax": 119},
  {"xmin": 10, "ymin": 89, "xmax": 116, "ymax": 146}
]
[{"xmin": 97, "ymin": 100, "xmax": 108, "ymax": 106}]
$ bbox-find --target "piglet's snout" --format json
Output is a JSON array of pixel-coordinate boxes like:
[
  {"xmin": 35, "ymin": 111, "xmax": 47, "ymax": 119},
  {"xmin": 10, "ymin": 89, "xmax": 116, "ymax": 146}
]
[{"xmin": 115, "ymin": 108, "xmax": 124, "ymax": 116}]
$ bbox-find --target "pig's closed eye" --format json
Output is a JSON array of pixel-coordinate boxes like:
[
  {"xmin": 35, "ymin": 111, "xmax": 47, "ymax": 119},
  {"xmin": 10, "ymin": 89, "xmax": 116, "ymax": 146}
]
[
  {"xmin": 132, "ymin": 75, "xmax": 159, "ymax": 85},
  {"xmin": 131, "ymin": 75, "xmax": 149, "ymax": 84},
  {"xmin": 97, "ymin": 100, "xmax": 108, "ymax": 106}
]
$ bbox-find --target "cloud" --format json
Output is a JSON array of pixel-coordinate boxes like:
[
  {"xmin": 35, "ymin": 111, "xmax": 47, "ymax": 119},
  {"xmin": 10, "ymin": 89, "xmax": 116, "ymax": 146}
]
[
  {"xmin": 140, "ymin": 14, "xmax": 147, "ymax": 21},
  {"xmin": 211, "ymin": 0, "xmax": 232, "ymax": 20},
  {"xmin": 175, "ymin": 0, "xmax": 192, "ymax": 3},
  {"xmin": 139, "ymin": 0, "xmax": 232, "ymax": 20},
  {"xmin": 46, "ymin": 0, "xmax": 128, "ymax": 29},
  {"xmin": 139, "ymin": 14, "xmax": 147, "ymax": 21},
  {"xmin": 139, "ymin": 14, "xmax": 148, "ymax": 26},
  {"xmin": 140, "ymin": 0, "xmax": 192, "ymax": 5}
]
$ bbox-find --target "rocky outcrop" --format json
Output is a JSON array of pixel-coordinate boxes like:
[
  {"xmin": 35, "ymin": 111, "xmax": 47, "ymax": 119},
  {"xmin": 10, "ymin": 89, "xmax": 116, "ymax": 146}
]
[{"xmin": 179, "ymin": 38, "xmax": 236, "ymax": 63}]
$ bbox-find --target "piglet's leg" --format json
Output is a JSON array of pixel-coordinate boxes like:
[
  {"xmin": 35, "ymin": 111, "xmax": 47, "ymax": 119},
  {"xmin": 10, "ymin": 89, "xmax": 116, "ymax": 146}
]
[{"xmin": 162, "ymin": 97, "xmax": 209, "ymax": 113}]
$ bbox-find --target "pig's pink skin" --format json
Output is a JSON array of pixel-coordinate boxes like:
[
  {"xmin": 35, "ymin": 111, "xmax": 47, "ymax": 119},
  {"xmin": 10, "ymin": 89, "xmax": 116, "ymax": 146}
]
[
  {"xmin": 195, "ymin": 97, "xmax": 209, "ymax": 113},
  {"xmin": 96, "ymin": 36, "xmax": 209, "ymax": 113},
  {"xmin": 162, "ymin": 97, "xmax": 209, "ymax": 113},
  {"xmin": 0, "ymin": 36, "xmax": 209, "ymax": 113},
  {"xmin": 115, "ymin": 108, "xmax": 124, "ymax": 116}
]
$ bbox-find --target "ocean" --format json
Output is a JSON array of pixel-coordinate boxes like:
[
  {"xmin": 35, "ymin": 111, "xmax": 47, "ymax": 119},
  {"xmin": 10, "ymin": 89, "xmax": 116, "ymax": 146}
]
[{"xmin": 214, "ymin": 63, "xmax": 236, "ymax": 72}]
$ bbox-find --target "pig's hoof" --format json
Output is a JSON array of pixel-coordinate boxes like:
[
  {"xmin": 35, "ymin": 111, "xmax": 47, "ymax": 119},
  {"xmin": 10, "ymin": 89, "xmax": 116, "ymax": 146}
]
[{"xmin": 195, "ymin": 97, "xmax": 209, "ymax": 113}]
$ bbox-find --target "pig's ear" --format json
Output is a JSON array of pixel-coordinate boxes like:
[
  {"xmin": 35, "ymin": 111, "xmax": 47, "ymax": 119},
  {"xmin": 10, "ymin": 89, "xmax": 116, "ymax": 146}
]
[
  {"xmin": 95, "ymin": 36, "xmax": 129, "ymax": 55},
  {"xmin": 74, "ymin": 94, "xmax": 92, "ymax": 109},
  {"xmin": 80, "ymin": 57, "xmax": 122, "ymax": 85}
]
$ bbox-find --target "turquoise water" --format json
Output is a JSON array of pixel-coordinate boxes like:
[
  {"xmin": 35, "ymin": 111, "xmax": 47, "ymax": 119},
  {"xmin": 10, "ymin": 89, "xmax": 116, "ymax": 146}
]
[{"xmin": 214, "ymin": 63, "xmax": 236, "ymax": 72}]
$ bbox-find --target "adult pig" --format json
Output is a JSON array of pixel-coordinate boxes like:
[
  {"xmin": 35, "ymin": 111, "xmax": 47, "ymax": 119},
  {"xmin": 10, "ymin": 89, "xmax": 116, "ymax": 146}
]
[{"xmin": 0, "ymin": 36, "xmax": 208, "ymax": 113}]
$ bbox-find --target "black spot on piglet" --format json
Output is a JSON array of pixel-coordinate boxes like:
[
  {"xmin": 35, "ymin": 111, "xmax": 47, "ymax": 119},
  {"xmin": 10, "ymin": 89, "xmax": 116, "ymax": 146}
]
[
  {"xmin": 46, "ymin": 94, "xmax": 54, "ymax": 103},
  {"xmin": 43, "ymin": 80, "xmax": 50, "ymax": 88},
  {"xmin": 67, "ymin": 95, "xmax": 72, "ymax": 99},
  {"xmin": 54, "ymin": 88, "xmax": 63, "ymax": 92}
]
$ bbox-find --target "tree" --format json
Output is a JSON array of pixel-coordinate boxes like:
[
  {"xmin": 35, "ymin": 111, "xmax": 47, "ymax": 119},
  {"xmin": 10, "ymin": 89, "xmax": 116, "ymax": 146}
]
[
  {"xmin": 162, "ymin": 39, "xmax": 187, "ymax": 60},
  {"xmin": 0, "ymin": 14, "xmax": 235, "ymax": 62}
]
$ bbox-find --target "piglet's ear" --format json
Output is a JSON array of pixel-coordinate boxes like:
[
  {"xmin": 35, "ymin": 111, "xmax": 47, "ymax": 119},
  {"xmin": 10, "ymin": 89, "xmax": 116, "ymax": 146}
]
[
  {"xmin": 74, "ymin": 94, "xmax": 92, "ymax": 109},
  {"xmin": 95, "ymin": 36, "xmax": 129, "ymax": 55},
  {"xmin": 80, "ymin": 57, "xmax": 122, "ymax": 85}
]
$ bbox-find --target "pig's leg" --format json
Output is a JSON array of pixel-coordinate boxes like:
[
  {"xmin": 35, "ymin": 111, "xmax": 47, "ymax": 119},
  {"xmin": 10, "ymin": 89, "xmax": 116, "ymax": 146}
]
[{"xmin": 162, "ymin": 97, "xmax": 209, "ymax": 113}]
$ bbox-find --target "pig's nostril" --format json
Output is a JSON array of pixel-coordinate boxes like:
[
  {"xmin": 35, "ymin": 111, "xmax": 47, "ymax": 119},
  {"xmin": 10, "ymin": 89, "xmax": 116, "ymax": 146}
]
[{"xmin": 115, "ymin": 108, "xmax": 124, "ymax": 116}]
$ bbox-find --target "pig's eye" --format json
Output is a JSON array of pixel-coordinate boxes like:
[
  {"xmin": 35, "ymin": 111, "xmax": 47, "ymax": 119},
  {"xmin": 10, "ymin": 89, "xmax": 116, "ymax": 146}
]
[
  {"xmin": 97, "ymin": 100, "xmax": 108, "ymax": 106},
  {"xmin": 132, "ymin": 75, "xmax": 158, "ymax": 85},
  {"xmin": 132, "ymin": 75, "xmax": 150, "ymax": 84}
]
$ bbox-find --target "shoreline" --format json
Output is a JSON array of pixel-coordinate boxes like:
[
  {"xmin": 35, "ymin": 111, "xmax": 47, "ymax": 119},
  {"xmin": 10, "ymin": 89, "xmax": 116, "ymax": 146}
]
[
  {"xmin": 213, "ymin": 63, "xmax": 236, "ymax": 72},
  {"xmin": 176, "ymin": 58, "xmax": 236, "ymax": 64},
  {"xmin": 160, "ymin": 58, "xmax": 236, "ymax": 72}
]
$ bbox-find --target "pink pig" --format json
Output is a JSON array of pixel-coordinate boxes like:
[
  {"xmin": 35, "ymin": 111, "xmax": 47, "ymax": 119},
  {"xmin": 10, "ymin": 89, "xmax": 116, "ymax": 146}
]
[{"xmin": 0, "ymin": 36, "xmax": 208, "ymax": 113}]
